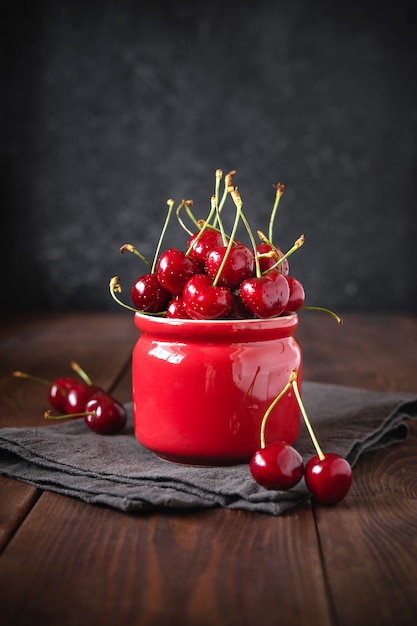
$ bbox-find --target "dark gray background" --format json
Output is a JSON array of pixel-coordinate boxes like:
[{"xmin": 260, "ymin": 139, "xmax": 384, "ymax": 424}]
[{"xmin": 2, "ymin": 0, "xmax": 417, "ymax": 313}]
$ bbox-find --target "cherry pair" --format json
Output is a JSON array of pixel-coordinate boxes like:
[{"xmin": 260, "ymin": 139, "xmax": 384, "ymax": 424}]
[
  {"xmin": 13, "ymin": 363, "xmax": 127, "ymax": 436},
  {"xmin": 250, "ymin": 370, "xmax": 352, "ymax": 505}
]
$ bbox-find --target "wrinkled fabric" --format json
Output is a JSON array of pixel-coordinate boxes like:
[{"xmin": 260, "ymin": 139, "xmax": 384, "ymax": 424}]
[{"xmin": 1, "ymin": 382, "xmax": 416, "ymax": 515}]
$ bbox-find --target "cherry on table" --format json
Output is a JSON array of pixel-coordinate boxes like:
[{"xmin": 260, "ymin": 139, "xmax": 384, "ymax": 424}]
[
  {"xmin": 250, "ymin": 441, "xmax": 304, "ymax": 490},
  {"xmin": 64, "ymin": 380, "xmax": 104, "ymax": 414},
  {"xmin": 84, "ymin": 393, "xmax": 128, "ymax": 435},
  {"xmin": 305, "ymin": 453, "xmax": 352, "ymax": 505}
]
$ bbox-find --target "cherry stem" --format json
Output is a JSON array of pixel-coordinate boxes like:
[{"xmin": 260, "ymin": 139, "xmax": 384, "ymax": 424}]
[
  {"xmin": 268, "ymin": 183, "xmax": 285, "ymax": 243},
  {"xmin": 13, "ymin": 370, "xmax": 59, "ymax": 389},
  {"xmin": 151, "ymin": 199, "xmax": 176, "ymax": 274},
  {"xmin": 70, "ymin": 361, "xmax": 93, "ymax": 386},
  {"xmin": 239, "ymin": 207, "xmax": 262, "ymax": 278},
  {"xmin": 185, "ymin": 200, "xmax": 218, "ymax": 257},
  {"xmin": 119, "ymin": 244, "xmax": 151, "ymax": 266},
  {"xmin": 259, "ymin": 370, "xmax": 296, "ymax": 448},
  {"xmin": 212, "ymin": 170, "xmax": 236, "ymax": 228},
  {"xmin": 262, "ymin": 234, "xmax": 304, "ymax": 274},
  {"xmin": 300, "ymin": 306, "xmax": 343, "ymax": 325},
  {"xmin": 108, "ymin": 277, "xmax": 166, "ymax": 316},
  {"xmin": 176, "ymin": 200, "xmax": 199, "ymax": 236},
  {"xmin": 44, "ymin": 410, "xmax": 94, "ymax": 420},
  {"xmin": 291, "ymin": 377, "xmax": 325, "ymax": 461},
  {"xmin": 212, "ymin": 185, "xmax": 243, "ymax": 286},
  {"xmin": 215, "ymin": 168, "xmax": 222, "ymax": 211}
]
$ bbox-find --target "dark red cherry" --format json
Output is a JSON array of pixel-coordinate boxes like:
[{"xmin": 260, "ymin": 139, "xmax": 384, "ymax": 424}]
[
  {"xmin": 305, "ymin": 453, "xmax": 352, "ymax": 505},
  {"xmin": 227, "ymin": 295, "xmax": 256, "ymax": 319},
  {"xmin": 205, "ymin": 244, "xmax": 255, "ymax": 288},
  {"xmin": 49, "ymin": 377, "xmax": 83, "ymax": 412},
  {"xmin": 84, "ymin": 393, "xmax": 128, "ymax": 435},
  {"xmin": 156, "ymin": 248, "xmax": 203, "ymax": 295},
  {"xmin": 256, "ymin": 242, "xmax": 289, "ymax": 275},
  {"xmin": 64, "ymin": 381, "xmax": 104, "ymax": 414},
  {"xmin": 187, "ymin": 228, "xmax": 224, "ymax": 263},
  {"xmin": 283, "ymin": 276, "xmax": 305, "ymax": 313},
  {"xmin": 250, "ymin": 442, "xmax": 304, "ymax": 490},
  {"xmin": 166, "ymin": 295, "xmax": 190, "ymax": 319},
  {"xmin": 239, "ymin": 271, "xmax": 290, "ymax": 318},
  {"xmin": 183, "ymin": 274, "xmax": 233, "ymax": 320},
  {"xmin": 131, "ymin": 273, "xmax": 170, "ymax": 313}
]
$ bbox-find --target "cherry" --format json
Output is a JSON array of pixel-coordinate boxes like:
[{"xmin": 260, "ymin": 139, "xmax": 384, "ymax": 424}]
[
  {"xmin": 305, "ymin": 453, "xmax": 352, "ymax": 505},
  {"xmin": 187, "ymin": 228, "xmax": 224, "ymax": 263},
  {"xmin": 64, "ymin": 380, "xmax": 104, "ymax": 413},
  {"xmin": 239, "ymin": 271, "xmax": 290, "ymax": 318},
  {"xmin": 166, "ymin": 295, "xmax": 190, "ymax": 319},
  {"xmin": 84, "ymin": 393, "xmax": 127, "ymax": 435},
  {"xmin": 256, "ymin": 242, "xmax": 289, "ymax": 275},
  {"xmin": 12, "ymin": 370, "xmax": 95, "ymax": 413},
  {"xmin": 284, "ymin": 276, "xmax": 305, "ymax": 313},
  {"xmin": 131, "ymin": 273, "xmax": 170, "ymax": 313},
  {"xmin": 156, "ymin": 248, "xmax": 203, "ymax": 295},
  {"xmin": 183, "ymin": 274, "xmax": 233, "ymax": 320},
  {"xmin": 49, "ymin": 377, "xmax": 83, "ymax": 412},
  {"xmin": 250, "ymin": 442, "xmax": 304, "ymax": 490},
  {"xmin": 205, "ymin": 243, "xmax": 255, "ymax": 288}
]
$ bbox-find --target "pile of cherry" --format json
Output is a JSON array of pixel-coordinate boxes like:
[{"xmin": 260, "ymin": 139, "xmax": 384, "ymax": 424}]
[
  {"xmin": 250, "ymin": 369, "xmax": 352, "ymax": 505},
  {"xmin": 13, "ymin": 362, "xmax": 127, "ymax": 435},
  {"xmin": 109, "ymin": 170, "xmax": 307, "ymax": 320}
]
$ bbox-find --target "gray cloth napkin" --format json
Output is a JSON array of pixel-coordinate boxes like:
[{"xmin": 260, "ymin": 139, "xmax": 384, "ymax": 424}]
[{"xmin": 1, "ymin": 382, "xmax": 416, "ymax": 515}]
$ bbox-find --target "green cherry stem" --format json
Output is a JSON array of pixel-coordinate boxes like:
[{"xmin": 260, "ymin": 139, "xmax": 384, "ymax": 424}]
[
  {"xmin": 70, "ymin": 361, "xmax": 93, "ymax": 386},
  {"xmin": 262, "ymin": 234, "xmax": 304, "ymax": 274},
  {"xmin": 268, "ymin": 183, "xmax": 285, "ymax": 243},
  {"xmin": 212, "ymin": 185, "xmax": 243, "ymax": 286},
  {"xmin": 291, "ymin": 377, "xmax": 325, "ymax": 461},
  {"xmin": 44, "ymin": 410, "xmax": 93, "ymax": 421},
  {"xmin": 176, "ymin": 199, "xmax": 199, "ymax": 236},
  {"xmin": 119, "ymin": 244, "xmax": 151, "ymax": 266},
  {"xmin": 151, "ymin": 199, "xmax": 176, "ymax": 273},
  {"xmin": 259, "ymin": 369, "xmax": 297, "ymax": 449},
  {"xmin": 300, "ymin": 306, "xmax": 343, "ymax": 325},
  {"xmin": 212, "ymin": 170, "xmax": 236, "ymax": 228},
  {"xmin": 185, "ymin": 198, "xmax": 219, "ymax": 256},
  {"xmin": 13, "ymin": 370, "xmax": 65, "ymax": 391}
]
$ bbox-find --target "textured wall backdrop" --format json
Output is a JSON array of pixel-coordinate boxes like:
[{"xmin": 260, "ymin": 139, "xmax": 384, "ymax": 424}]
[{"xmin": 2, "ymin": 0, "xmax": 417, "ymax": 313}]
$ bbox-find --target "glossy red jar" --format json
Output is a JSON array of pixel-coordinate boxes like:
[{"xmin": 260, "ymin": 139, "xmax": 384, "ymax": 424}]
[{"xmin": 132, "ymin": 312, "xmax": 302, "ymax": 465}]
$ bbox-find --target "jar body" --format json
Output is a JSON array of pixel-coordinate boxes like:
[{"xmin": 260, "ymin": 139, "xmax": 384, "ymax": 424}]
[{"xmin": 132, "ymin": 313, "xmax": 302, "ymax": 465}]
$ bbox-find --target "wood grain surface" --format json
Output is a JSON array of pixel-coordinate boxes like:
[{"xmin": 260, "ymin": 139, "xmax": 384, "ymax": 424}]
[{"xmin": 0, "ymin": 312, "xmax": 416, "ymax": 626}]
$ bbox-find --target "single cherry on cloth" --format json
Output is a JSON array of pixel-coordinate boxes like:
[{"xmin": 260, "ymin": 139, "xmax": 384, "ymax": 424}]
[
  {"xmin": 250, "ymin": 442, "xmax": 304, "ymax": 490},
  {"xmin": 205, "ymin": 243, "xmax": 255, "ymax": 289},
  {"xmin": 131, "ymin": 273, "xmax": 170, "ymax": 313},
  {"xmin": 183, "ymin": 273, "xmax": 233, "ymax": 320},
  {"xmin": 156, "ymin": 248, "xmax": 203, "ymax": 295},
  {"xmin": 305, "ymin": 453, "xmax": 352, "ymax": 505},
  {"xmin": 187, "ymin": 228, "xmax": 224, "ymax": 263},
  {"xmin": 84, "ymin": 393, "xmax": 128, "ymax": 435},
  {"xmin": 239, "ymin": 271, "xmax": 290, "ymax": 318}
]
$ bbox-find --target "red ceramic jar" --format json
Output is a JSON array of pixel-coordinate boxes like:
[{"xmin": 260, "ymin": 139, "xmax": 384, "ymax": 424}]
[{"xmin": 132, "ymin": 313, "xmax": 302, "ymax": 465}]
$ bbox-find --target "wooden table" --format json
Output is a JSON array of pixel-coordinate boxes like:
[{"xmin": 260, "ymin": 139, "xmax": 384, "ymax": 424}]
[{"xmin": 1, "ymin": 312, "xmax": 416, "ymax": 626}]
